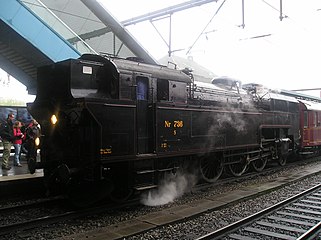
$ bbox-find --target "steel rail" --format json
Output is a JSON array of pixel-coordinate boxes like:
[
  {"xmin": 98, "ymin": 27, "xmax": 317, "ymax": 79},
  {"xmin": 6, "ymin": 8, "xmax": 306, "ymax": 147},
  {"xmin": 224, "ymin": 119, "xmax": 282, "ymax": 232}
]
[{"xmin": 196, "ymin": 182, "xmax": 321, "ymax": 240}]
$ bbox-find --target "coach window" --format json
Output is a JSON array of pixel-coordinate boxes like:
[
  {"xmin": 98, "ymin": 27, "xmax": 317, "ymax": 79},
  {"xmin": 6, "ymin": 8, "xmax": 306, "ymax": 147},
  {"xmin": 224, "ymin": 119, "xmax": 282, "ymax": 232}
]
[
  {"xmin": 315, "ymin": 112, "xmax": 318, "ymax": 127},
  {"xmin": 304, "ymin": 111, "xmax": 308, "ymax": 128},
  {"xmin": 157, "ymin": 79, "xmax": 169, "ymax": 101},
  {"xmin": 136, "ymin": 76, "xmax": 149, "ymax": 100}
]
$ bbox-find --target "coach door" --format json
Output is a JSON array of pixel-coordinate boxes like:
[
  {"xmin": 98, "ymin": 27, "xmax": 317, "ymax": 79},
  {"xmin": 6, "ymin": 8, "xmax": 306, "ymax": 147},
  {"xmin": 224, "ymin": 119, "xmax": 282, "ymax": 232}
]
[{"xmin": 136, "ymin": 75, "xmax": 154, "ymax": 154}]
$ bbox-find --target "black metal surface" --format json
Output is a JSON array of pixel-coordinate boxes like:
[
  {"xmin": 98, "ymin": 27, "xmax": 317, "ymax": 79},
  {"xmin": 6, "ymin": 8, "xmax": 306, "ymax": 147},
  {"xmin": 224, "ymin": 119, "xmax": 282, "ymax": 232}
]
[{"xmin": 27, "ymin": 54, "xmax": 309, "ymax": 205}]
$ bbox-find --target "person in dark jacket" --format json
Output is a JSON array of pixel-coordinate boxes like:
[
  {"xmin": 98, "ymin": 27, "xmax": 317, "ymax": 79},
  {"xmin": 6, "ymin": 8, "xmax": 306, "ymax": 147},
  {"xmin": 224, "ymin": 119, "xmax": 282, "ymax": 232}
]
[
  {"xmin": 0, "ymin": 113, "xmax": 15, "ymax": 170},
  {"xmin": 25, "ymin": 119, "xmax": 41, "ymax": 161}
]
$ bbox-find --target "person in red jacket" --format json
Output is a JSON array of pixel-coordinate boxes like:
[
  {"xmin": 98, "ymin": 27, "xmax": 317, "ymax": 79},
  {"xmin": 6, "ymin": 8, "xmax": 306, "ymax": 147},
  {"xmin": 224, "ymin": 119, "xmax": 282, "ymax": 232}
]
[{"xmin": 13, "ymin": 121, "xmax": 24, "ymax": 167}]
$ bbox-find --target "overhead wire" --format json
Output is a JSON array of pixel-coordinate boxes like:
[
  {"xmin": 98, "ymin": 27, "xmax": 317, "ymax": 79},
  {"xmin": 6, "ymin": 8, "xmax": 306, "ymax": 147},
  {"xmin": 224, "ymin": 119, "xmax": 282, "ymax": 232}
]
[
  {"xmin": 186, "ymin": 0, "xmax": 227, "ymax": 55},
  {"xmin": 261, "ymin": 0, "xmax": 321, "ymax": 44}
]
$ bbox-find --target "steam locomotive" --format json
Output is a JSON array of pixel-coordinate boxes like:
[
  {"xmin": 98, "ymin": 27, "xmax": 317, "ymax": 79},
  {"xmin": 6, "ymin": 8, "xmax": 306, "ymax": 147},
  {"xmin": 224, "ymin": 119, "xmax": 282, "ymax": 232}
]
[{"xmin": 27, "ymin": 54, "xmax": 321, "ymax": 205}]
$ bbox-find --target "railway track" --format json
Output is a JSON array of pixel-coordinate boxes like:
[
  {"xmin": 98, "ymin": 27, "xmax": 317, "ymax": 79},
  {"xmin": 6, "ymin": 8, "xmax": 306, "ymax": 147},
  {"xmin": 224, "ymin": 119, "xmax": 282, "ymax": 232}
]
[
  {"xmin": 0, "ymin": 196, "xmax": 139, "ymax": 238},
  {"xmin": 197, "ymin": 183, "xmax": 321, "ymax": 240},
  {"xmin": 1, "ymin": 157, "xmax": 320, "ymax": 239},
  {"xmin": 0, "ymin": 196, "xmax": 70, "ymax": 235},
  {"xmin": 58, "ymin": 160, "xmax": 321, "ymax": 240}
]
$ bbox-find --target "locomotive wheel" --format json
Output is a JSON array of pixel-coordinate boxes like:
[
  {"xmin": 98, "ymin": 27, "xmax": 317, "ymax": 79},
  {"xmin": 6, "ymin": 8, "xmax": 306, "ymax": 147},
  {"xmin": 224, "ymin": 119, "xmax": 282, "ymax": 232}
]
[
  {"xmin": 278, "ymin": 154, "xmax": 287, "ymax": 166},
  {"xmin": 227, "ymin": 156, "xmax": 248, "ymax": 177},
  {"xmin": 251, "ymin": 154, "xmax": 267, "ymax": 172},
  {"xmin": 199, "ymin": 155, "xmax": 223, "ymax": 183}
]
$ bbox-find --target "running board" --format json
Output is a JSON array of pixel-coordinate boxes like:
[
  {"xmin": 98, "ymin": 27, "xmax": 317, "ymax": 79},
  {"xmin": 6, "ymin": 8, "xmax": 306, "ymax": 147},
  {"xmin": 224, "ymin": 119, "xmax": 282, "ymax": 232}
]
[
  {"xmin": 299, "ymin": 151, "xmax": 315, "ymax": 155},
  {"xmin": 136, "ymin": 169, "xmax": 156, "ymax": 174},
  {"xmin": 136, "ymin": 167, "xmax": 179, "ymax": 174},
  {"xmin": 134, "ymin": 185, "xmax": 158, "ymax": 191},
  {"xmin": 157, "ymin": 167, "xmax": 179, "ymax": 172}
]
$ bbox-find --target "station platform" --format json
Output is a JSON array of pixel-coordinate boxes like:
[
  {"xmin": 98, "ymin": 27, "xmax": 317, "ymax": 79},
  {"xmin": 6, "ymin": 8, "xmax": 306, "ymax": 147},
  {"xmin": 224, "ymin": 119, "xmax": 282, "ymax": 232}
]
[
  {"xmin": 0, "ymin": 151, "xmax": 43, "ymax": 179},
  {"xmin": 0, "ymin": 142, "xmax": 42, "ymax": 177},
  {"xmin": 0, "ymin": 153, "xmax": 44, "ymax": 197},
  {"xmin": 0, "ymin": 158, "xmax": 43, "ymax": 179}
]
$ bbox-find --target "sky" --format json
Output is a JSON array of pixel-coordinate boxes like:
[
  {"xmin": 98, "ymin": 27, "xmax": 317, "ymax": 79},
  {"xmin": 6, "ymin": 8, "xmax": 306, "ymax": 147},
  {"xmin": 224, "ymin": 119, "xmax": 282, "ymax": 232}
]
[
  {"xmin": 103, "ymin": 0, "xmax": 321, "ymax": 97},
  {"xmin": 0, "ymin": 68, "xmax": 35, "ymax": 103},
  {"xmin": 1, "ymin": 0, "xmax": 321, "ymax": 100}
]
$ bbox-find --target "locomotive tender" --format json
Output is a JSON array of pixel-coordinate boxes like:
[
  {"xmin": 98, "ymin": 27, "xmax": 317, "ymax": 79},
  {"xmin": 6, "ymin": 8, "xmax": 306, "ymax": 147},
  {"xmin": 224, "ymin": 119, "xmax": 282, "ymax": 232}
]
[{"xmin": 27, "ymin": 54, "xmax": 321, "ymax": 203}]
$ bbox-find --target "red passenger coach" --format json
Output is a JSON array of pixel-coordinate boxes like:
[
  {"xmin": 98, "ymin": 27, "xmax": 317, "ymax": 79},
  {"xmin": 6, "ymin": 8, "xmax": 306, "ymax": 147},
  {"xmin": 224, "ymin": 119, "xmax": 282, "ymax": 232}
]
[{"xmin": 299, "ymin": 100, "xmax": 321, "ymax": 148}]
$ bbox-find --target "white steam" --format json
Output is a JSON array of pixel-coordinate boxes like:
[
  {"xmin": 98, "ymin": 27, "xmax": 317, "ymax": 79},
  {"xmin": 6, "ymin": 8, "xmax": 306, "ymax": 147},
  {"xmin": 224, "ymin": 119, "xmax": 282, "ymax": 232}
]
[
  {"xmin": 216, "ymin": 112, "xmax": 247, "ymax": 132},
  {"xmin": 140, "ymin": 172, "xmax": 197, "ymax": 206}
]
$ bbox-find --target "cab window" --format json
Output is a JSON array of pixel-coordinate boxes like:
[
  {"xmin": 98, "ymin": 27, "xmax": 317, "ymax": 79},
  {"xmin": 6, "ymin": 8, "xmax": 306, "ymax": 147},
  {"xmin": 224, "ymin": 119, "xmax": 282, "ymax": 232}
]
[{"xmin": 136, "ymin": 76, "xmax": 149, "ymax": 100}]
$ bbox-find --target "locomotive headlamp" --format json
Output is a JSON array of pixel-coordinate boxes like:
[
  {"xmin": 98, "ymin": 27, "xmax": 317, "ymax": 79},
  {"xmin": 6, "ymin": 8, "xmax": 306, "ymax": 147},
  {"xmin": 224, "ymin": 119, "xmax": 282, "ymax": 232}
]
[
  {"xmin": 35, "ymin": 137, "xmax": 40, "ymax": 147},
  {"xmin": 51, "ymin": 114, "xmax": 58, "ymax": 125}
]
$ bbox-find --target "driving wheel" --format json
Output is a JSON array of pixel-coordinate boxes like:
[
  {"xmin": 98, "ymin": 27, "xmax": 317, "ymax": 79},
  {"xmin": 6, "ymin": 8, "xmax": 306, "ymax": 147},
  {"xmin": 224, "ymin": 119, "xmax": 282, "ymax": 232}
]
[
  {"xmin": 227, "ymin": 156, "xmax": 248, "ymax": 177},
  {"xmin": 199, "ymin": 155, "xmax": 223, "ymax": 183}
]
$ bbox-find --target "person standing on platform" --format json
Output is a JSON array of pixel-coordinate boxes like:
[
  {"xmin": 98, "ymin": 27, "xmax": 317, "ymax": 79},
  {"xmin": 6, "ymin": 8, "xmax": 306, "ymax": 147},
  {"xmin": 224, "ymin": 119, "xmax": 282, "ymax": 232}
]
[
  {"xmin": 0, "ymin": 113, "xmax": 15, "ymax": 170},
  {"xmin": 25, "ymin": 119, "xmax": 41, "ymax": 161},
  {"xmin": 13, "ymin": 121, "xmax": 24, "ymax": 167}
]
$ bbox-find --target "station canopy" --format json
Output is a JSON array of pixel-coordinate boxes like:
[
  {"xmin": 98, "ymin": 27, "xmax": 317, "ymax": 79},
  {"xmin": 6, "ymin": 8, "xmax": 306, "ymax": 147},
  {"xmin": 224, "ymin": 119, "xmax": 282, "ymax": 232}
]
[{"xmin": 21, "ymin": 0, "xmax": 154, "ymax": 62}]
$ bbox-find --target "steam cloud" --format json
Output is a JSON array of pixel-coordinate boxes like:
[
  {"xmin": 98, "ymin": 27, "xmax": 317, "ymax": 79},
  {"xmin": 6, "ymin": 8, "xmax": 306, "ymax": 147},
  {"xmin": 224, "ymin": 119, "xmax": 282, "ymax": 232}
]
[
  {"xmin": 216, "ymin": 112, "xmax": 247, "ymax": 132},
  {"xmin": 141, "ymin": 172, "xmax": 197, "ymax": 206}
]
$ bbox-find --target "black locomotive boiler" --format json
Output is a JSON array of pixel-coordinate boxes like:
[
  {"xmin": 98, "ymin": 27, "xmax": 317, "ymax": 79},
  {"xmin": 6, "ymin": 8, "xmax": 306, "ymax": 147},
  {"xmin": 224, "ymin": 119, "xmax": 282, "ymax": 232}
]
[{"xmin": 28, "ymin": 54, "xmax": 301, "ymax": 204}]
